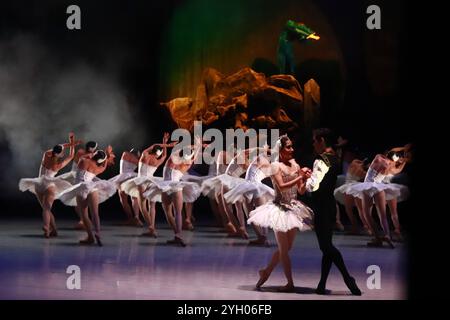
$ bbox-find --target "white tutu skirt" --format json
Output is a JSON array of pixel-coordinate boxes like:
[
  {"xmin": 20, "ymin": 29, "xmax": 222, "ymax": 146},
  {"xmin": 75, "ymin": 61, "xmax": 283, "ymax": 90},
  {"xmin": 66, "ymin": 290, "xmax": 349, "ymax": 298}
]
[
  {"xmin": 333, "ymin": 182, "xmax": 359, "ymax": 205},
  {"xmin": 201, "ymin": 174, "xmax": 244, "ymax": 197},
  {"xmin": 108, "ymin": 172, "xmax": 138, "ymax": 191},
  {"xmin": 247, "ymin": 200, "xmax": 314, "ymax": 232},
  {"xmin": 57, "ymin": 179, "xmax": 117, "ymax": 206},
  {"xmin": 19, "ymin": 176, "xmax": 73, "ymax": 196},
  {"xmin": 223, "ymin": 181, "xmax": 275, "ymax": 204},
  {"xmin": 144, "ymin": 179, "xmax": 202, "ymax": 203},
  {"xmin": 345, "ymin": 182, "xmax": 408, "ymax": 201},
  {"xmin": 121, "ymin": 176, "xmax": 163, "ymax": 202}
]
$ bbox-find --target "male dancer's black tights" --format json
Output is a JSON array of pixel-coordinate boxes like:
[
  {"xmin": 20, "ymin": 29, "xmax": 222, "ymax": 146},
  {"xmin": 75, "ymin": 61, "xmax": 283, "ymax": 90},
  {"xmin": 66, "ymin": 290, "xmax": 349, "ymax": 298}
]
[{"xmin": 314, "ymin": 203, "xmax": 352, "ymax": 287}]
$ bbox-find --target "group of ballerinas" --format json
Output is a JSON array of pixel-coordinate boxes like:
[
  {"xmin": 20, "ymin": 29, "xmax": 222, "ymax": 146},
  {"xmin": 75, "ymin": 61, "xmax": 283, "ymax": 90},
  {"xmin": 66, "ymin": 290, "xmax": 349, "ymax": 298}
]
[
  {"xmin": 333, "ymin": 144, "xmax": 412, "ymax": 247},
  {"xmin": 19, "ymin": 130, "xmax": 411, "ymax": 294}
]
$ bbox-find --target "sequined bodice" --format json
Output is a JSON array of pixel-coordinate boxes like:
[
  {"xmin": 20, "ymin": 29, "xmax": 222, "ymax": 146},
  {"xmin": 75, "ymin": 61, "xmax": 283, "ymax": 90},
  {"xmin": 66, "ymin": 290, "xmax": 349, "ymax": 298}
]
[{"xmin": 273, "ymin": 170, "xmax": 299, "ymax": 205}]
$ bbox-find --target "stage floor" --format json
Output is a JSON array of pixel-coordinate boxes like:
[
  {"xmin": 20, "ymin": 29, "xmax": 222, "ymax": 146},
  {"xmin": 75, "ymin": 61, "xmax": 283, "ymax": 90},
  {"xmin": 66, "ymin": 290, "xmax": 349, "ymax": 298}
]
[{"xmin": 0, "ymin": 218, "xmax": 407, "ymax": 300}]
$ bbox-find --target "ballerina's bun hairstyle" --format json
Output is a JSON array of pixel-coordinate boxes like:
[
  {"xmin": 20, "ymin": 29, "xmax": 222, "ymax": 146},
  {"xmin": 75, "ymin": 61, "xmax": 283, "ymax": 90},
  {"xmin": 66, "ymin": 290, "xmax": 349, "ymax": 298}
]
[
  {"xmin": 149, "ymin": 145, "xmax": 163, "ymax": 155},
  {"xmin": 85, "ymin": 141, "xmax": 98, "ymax": 151},
  {"xmin": 92, "ymin": 150, "xmax": 107, "ymax": 164},
  {"xmin": 52, "ymin": 144, "xmax": 63, "ymax": 155},
  {"xmin": 313, "ymin": 128, "xmax": 336, "ymax": 148}
]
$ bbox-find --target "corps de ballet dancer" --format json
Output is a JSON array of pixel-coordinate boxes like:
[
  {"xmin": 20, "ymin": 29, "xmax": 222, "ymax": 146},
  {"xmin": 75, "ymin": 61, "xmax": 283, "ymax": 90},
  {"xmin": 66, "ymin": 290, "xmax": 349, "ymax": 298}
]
[
  {"xmin": 121, "ymin": 133, "xmax": 174, "ymax": 237},
  {"xmin": 333, "ymin": 158, "xmax": 372, "ymax": 235},
  {"xmin": 19, "ymin": 132, "xmax": 78, "ymax": 238},
  {"xmin": 304, "ymin": 128, "xmax": 361, "ymax": 295},
  {"xmin": 223, "ymin": 147, "xmax": 274, "ymax": 243},
  {"xmin": 248, "ymin": 135, "xmax": 314, "ymax": 292},
  {"xmin": 201, "ymin": 148, "xmax": 244, "ymax": 235},
  {"xmin": 144, "ymin": 137, "xmax": 205, "ymax": 246},
  {"xmin": 57, "ymin": 146, "xmax": 116, "ymax": 246},
  {"xmin": 108, "ymin": 149, "xmax": 142, "ymax": 227},
  {"xmin": 205, "ymin": 151, "xmax": 229, "ymax": 228},
  {"xmin": 58, "ymin": 140, "xmax": 98, "ymax": 230},
  {"xmin": 346, "ymin": 147, "xmax": 409, "ymax": 247}
]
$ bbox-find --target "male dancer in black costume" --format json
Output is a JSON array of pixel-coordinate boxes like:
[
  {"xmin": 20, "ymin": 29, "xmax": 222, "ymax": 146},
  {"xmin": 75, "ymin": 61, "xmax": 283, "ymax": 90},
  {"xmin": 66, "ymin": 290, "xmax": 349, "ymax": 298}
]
[{"xmin": 304, "ymin": 128, "xmax": 361, "ymax": 295}]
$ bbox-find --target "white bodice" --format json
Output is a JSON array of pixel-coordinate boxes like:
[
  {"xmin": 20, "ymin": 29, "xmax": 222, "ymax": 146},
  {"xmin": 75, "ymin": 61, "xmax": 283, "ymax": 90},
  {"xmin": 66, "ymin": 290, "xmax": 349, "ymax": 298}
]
[
  {"xmin": 75, "ymin": 169, "xmax": 96, "ymax": 183},
  {"xmin": 163, "ymin": 166, "xmax": 184, "ymax": 181},
  {"xmin": 225, "ymin": 160, "xmax": 245, "ymax": 178},
  {"xmin": 120, "ymin": 159, "xmax": 137, "ymax": 174},
  {"xmin": 245, "ymin": 163, "xmax": 266, "ymax": 183},
  {"xmin": 364, "ymin": 167, "xmax": 386, "ymax": 183},
  {"xmin": 382, "ymin": 174, "xmax": 394, "ymax": 184},
  {"xmin": 39, "ymin": 166, "xmax": 57, "ymax": 178},
  {"xmin": 345, "ymin": 172, "xmax": 361, "ymax": 183},
  {"xmin": 70, "ymin": 162, "xmax": 78, "ymax": 172},
  {"xmin": 138, "ymin": 162, "xmax": 157, "ymax": 177}
]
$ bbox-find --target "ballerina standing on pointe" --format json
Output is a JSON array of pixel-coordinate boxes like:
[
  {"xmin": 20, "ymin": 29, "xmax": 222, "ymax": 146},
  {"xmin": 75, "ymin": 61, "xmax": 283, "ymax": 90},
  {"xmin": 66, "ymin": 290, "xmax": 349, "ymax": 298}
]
[
  {"xmin": 57, "ymin": 146, "xmax": 116, "ymax": 246},
  {"xmin": 58, "ymin": 140, "xmax": 98, "ymax": 230},
  {"xmin": 145, "ymin": 136, "xmax": 206, "ymax": 246},
  {"xmin": 108, "ymin": 149, "xmax": 143, "ymax": 227},
  {"xmin": 19, "ymin": 132, "xmax": 78, "ymax": 238},
  {"xmin": 248, "ymin": 135, "xmax": 314, "ymax": 292},
  {"xmin": 122, "ymin": 133, "xmax": 175, "ymax": 237},
  {"xmin": 223, "ymin": 147, "xmax": 274, "ymax": 243},
  {"xmin": 346, "ymin": 147, "xmax": 410, "ymax": 247}
]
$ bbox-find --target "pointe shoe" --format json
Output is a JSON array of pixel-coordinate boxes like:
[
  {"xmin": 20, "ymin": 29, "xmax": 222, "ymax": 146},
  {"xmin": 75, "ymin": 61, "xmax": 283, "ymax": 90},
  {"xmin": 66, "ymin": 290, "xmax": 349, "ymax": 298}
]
[
  {"xmin": 382, "ymin": 236, "xmax": 395, "ymax": 249},
  {"xmin": 335, "ymin": 221, "xmax": 345, "ymax": 231},
  {"xmin": 344, "ymin": 277, "xmax": 362, "ymax": 296},
  {"xmin": 94, "ymin": 234, "xmax": 103, "ymax": 247},
  {"xmin": 183, "ymin": 220, "xmax": 194, "ymax": 231},
  {"xmin": 225, "ymin": 222, "xmax": 237, "ymax": 234},
  {"xmin": 42, "ymin": 227, "xmax": 50, "ymax": 238},
  {"xmin": 256, "ymin": 269, "xmax": 269, "ymax": 289},
  {"xmin": 141, "ymin": 229, "xmax": 158, "ymax": 238},
  {"xmin": 79, "ymin": 237, "xmax": 95, "ymax": 245},
  {"xmin": 167, "ymin": 236, "xmax": 186, "ymax": 247},
  {"xmin": 49, "ymin": 229, "xmax": 58, "ymax": 237},
  {"xmin": 132, "ymin": 217, "xmax": 144, "ymax": 227},
  {"xmin": 238, "ymin": 228, "xmax": 249, "ymax": 240}
]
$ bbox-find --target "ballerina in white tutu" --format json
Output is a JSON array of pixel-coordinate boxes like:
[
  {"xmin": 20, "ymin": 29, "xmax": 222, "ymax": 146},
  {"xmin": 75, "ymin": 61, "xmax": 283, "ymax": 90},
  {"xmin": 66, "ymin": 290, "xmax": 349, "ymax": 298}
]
[
  {"xmin": 108, "ymin": 149, "xmax": 142, "ymax": 227},
  {"xmin": 346, "ymin": 147, "xmax": 409, "ymax": 247},
  {"xmin": 223, "ymin": 147, "xmax": 274, "ymax": 242},
  {"xmin": 121, "ymin": 133, "xmax": 174, "ymax": 237},
  {"xmin": 19, "ymin": 132, "xmax": 78, "ymax": 238},
  {"xmin": 201, "ymin": 148, "xmax": 245, "ymax": 235},
  {"xmin": 57, "ymin": 147, "xmax": 116, "ymax": 246},
  {"xmin": 144, "ymin": 136, "xmax": 206, "ymax": 246},
  {"xmin": 248, "ymin": 135, "xmax": 313, "ymax": 292},
  {"xmin": 333, "ymin": 158, "xmax": 372, "ymax": 235},
  {"xmin": 57, "ymin": 140, "xmax": 98, "ymax": 230}
]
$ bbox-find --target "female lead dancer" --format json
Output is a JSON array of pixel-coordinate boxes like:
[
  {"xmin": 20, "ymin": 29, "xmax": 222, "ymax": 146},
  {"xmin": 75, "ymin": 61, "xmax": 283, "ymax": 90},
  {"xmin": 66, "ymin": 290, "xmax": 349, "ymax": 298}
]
[
  {"xmin": 248, "ymin": 135, "xmax": 314, "ymax": 292},
  {"xmin": 121, "ymin": 133, "xmax": 174, "ymax": 237},
  {"xmin": 19, "ymin": 132, "xmax": 78, "ymax": 238},
  {"xmin": 57, "ymin": 147, "xmax": 116, "ymax": 246}
]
